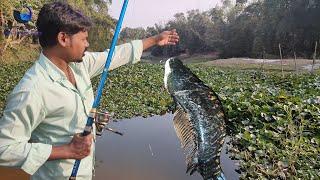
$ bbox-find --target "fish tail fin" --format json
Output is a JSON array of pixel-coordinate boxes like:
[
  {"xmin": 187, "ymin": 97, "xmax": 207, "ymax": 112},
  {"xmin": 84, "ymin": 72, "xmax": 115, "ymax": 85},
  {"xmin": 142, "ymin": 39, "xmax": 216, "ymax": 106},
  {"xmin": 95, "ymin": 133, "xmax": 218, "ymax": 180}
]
[
  {"xmin": 197, "ymin": 158, "xmax": 224, "ymax": 180},
  {"xmin": 205, "ymin": 172, "xmax": 226, "ymax": 180}
]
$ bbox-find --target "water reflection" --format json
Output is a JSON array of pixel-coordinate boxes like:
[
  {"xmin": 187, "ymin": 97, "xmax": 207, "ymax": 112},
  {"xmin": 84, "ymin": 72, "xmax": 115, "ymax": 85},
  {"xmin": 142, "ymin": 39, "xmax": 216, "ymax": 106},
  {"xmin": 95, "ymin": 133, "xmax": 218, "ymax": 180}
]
[{"xmin": 94, "ymin": 114, "xmax": 239, "ymax": 180}]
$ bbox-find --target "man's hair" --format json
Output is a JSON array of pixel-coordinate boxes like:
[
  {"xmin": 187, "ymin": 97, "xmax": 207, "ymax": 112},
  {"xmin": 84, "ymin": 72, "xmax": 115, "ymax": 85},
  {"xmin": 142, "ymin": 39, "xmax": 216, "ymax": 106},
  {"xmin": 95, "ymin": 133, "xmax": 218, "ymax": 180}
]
[{"xmin": 36, "ymin": 1, "xmax": 92, "ymax": 48}]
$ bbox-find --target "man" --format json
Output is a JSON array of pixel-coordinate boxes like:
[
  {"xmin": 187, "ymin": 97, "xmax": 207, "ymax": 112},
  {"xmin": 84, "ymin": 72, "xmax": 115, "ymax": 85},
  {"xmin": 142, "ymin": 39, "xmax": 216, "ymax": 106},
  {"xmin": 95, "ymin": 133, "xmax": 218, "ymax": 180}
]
[{"xmin": 0, "ymin": 2, "xmax": 179, "ymax": 179}]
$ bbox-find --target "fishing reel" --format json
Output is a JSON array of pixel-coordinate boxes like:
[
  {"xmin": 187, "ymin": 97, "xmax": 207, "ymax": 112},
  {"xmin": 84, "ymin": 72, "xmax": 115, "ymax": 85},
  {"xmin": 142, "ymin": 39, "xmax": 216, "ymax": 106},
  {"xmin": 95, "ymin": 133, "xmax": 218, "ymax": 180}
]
[{"xmin": 94, "ymin": 110, "xmax": 123, "ymax": 136}]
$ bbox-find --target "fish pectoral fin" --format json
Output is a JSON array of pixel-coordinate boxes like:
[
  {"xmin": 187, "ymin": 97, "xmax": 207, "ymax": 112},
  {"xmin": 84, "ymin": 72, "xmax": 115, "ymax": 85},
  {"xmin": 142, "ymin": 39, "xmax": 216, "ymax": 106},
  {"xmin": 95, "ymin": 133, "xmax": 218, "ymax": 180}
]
[{"xmin": 173, "ymin": 107, "xmax": 199, "ymax": 171}]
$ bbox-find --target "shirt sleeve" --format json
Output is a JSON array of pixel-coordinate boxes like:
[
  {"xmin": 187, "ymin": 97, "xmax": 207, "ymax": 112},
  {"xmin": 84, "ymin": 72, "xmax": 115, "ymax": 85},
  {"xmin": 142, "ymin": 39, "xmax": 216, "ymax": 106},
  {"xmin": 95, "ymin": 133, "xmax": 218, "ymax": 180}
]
[
  {"xmin": 82, "ymin": 40, "xmax": 143, "ymax": 78},
  {"xmin": 0, "ymin": 89, "xmax": 52, "ymax": 175}
]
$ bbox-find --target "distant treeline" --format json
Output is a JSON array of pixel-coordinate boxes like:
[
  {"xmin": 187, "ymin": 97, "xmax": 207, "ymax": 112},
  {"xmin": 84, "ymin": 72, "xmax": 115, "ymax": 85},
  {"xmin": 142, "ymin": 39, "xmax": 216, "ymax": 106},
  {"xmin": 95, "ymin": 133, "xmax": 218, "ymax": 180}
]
[
  {"xmin": 1, "ymin": 0, "xmax": 320, "ymax": 60},
  {"xmin": 119, "ymin": 0, "xmax": 320, "ymax": 59}
]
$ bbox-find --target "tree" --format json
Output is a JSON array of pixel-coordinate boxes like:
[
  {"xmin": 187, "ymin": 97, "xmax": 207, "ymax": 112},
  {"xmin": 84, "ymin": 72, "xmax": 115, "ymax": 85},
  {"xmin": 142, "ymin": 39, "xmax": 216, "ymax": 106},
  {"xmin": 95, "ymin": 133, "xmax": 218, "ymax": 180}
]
[
  {"xmin": 119, "ymin": 27, "xmax": 146, "ymax": 43},
  {"xmin": 0, "ymin": 0, "xmax": 115, "ymax": 56}
]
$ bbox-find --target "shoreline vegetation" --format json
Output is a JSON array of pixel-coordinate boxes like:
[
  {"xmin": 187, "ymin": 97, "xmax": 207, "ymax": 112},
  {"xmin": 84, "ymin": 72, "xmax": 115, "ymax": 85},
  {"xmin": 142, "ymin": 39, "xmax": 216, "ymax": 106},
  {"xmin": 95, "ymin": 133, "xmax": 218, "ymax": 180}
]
[
  {"xmin": 0, "ymin": 59, "xmax": 319, "ymax": 179},
  {"xmin": 1, "ymin": 0, "xmax": 319, "ymax": 178}
]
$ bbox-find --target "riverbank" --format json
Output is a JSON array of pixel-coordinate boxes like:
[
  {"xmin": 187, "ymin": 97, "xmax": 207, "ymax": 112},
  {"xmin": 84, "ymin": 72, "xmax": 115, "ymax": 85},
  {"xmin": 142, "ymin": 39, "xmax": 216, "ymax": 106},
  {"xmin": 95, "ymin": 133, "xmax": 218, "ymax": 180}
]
[{"xmin": 0, "ymin": 59, "xmax": 319, "ymax": 179}]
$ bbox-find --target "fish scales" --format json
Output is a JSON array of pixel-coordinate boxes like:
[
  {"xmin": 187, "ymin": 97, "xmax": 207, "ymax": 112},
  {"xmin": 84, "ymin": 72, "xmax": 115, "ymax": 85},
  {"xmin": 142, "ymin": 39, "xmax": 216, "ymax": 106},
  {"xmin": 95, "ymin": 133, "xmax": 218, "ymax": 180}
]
[{"xmin": 164, "ymin": 58, "xmax": 227, "ymax": 180}]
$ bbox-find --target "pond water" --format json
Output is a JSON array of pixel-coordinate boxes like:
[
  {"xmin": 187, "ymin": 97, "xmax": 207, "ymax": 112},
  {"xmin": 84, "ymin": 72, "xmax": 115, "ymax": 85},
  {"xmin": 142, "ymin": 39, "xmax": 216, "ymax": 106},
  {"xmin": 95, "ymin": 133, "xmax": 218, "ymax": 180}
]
[
  {"xmin": 0, "ymin": 114, "xmax": 239, "ymax": 180},
  {"xmin": 94, "ymin": 114, "xmax": 239, "ymax": 180}
]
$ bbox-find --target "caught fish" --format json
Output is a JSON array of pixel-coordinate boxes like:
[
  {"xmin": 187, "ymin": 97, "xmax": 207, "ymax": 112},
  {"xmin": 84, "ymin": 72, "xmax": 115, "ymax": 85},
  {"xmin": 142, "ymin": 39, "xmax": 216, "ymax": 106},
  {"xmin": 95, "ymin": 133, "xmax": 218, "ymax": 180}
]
[{"xmin": 164, "ymin": 58, "xmax": 227, "ymax": 180}]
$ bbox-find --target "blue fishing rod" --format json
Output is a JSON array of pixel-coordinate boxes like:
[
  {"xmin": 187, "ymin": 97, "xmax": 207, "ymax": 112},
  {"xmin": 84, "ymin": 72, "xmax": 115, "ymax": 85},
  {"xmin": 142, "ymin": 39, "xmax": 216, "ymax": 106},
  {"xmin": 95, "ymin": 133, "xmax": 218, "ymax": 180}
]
[{"xmin": 69, "ymin": 0, "xmax": 129, "ymax": 179}]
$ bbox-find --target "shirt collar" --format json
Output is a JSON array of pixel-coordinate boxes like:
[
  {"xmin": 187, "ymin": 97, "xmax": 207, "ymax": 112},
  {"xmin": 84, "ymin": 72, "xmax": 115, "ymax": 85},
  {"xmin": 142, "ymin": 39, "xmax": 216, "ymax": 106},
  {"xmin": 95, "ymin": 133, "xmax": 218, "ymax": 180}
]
[{"xmin": 38, "ymin": 52, "xmax": 67, "ymax": 82}]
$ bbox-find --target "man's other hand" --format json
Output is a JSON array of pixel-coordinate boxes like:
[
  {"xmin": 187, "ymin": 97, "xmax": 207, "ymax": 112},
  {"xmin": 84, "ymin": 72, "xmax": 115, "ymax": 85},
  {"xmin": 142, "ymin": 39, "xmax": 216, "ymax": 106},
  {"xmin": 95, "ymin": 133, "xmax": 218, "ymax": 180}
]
[
  {"xmin": 68, "ymin": 133, "xmax": 93, "ymax": 159},
  {"xmin": 142, "ymin": 29, "xmax": 180, "ymax": 50},
  {"xmin": 155, "ymin": 29, "xmax": 180, "ymax": 46}
]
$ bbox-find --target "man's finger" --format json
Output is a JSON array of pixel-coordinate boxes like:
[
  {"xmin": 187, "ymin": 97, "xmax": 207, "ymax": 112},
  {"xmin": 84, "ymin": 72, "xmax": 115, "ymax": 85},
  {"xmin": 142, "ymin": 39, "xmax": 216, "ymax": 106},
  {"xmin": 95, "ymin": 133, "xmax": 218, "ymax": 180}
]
[
  {"xmin": 169, "ymin": 37, "xmax": 179, "ymax": 42},
  {"xmin": 171, "ymin": 36, "xmax": 179, "ymax": 40},
  {"xmin": 167, "ymin": 42, "xmax": 176, "ymax": 45}
]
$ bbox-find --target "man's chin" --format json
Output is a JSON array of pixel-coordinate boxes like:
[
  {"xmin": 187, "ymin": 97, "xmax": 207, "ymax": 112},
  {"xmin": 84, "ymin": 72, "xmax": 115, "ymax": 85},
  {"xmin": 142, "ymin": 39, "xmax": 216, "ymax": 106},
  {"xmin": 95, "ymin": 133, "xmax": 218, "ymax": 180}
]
[
  {"xmin": 73, "ymin": 53, "xmax": 86, "ymax": 63},
  {"xmin": 74, "ymin": 59, "xmax": 83, "ymax": 63}
]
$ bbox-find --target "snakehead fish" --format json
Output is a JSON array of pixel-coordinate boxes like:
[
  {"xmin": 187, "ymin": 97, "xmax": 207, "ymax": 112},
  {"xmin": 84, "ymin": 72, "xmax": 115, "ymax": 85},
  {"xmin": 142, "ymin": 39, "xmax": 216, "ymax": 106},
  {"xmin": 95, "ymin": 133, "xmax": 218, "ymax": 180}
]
[{"xmin": 164, "ymin": 58, "xmax": 227, "ymax": 180}]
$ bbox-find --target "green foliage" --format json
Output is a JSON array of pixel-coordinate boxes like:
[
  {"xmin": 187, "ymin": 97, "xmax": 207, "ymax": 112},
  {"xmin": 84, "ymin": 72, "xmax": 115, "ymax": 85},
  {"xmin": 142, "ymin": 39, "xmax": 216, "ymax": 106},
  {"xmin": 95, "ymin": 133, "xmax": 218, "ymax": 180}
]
[
  {"xmin": 223, "ymin": 0, "xmax": 320, "ymax": 58},
  {"xmin": 88, "ymin": 15, "xmax": 115, "ymax": 51},
  {"xmin": 193, "ymin": 69, "xmax": 320, "ymax": 179},
  {"xmin": 3, "ymin": 0, "xmax": 320, "ymax": 59},
  {"xmin": 122, "ymin": 0, "xmax": 320, "ymax": 59},
  {"xmin": 0, "ymin": 61, "xmax": 319, "ymax": 179},
  {"xmin": 66, "ymin": 0, "xmax": 115, "ymax": 51},
  {"xmin": 0, "ymin": 44, "xmax": 40, "ymax": 63},
  {"xmin": 93, "ymin": 63, "xmax": 172, "ymax": 118},
  {"xmin": 0, "ymin": 61, "xmax": 33, "ymax": 111},
  {"xmin": 119, "ymin": 27, "xmax": 146, "ymax": 43},
  {"xmin": 0, "ymin": 0, "xmax": 114, "ymax": 55}
]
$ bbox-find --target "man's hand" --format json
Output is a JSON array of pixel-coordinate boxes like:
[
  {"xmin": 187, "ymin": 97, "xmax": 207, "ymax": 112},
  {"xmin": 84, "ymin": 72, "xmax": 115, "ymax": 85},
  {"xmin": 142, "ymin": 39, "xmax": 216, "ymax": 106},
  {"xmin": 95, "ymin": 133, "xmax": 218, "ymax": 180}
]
[
  {"xmin": 67, "ymin": 133, "xmax": 93, "ymax": 159},
  {"xmin": 142, "ymin": 29, "xmax": 180, "ymax": 50},
  {"xmin": 48, "ymin": 133, "xmax": 93, "ymax": 160},
  {"xmin": 155, "ymin": 29, "xmax": 180, "ymax": 46}
]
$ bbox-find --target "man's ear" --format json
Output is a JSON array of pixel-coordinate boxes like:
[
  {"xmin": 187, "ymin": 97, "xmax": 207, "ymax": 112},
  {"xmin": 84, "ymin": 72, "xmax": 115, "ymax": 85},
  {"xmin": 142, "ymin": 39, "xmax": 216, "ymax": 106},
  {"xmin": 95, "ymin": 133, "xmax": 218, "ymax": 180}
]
[{"xmin": 57, "ymin": 32, "xmax": 71, "ymax": 47}]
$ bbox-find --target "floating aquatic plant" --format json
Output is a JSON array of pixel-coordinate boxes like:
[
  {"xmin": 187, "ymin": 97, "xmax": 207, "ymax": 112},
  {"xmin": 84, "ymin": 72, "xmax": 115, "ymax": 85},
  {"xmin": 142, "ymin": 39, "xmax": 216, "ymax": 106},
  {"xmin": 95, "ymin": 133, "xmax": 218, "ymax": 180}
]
[{"xmin": 1, "ymin": 61, "xmax": 319, "ymax": 179}]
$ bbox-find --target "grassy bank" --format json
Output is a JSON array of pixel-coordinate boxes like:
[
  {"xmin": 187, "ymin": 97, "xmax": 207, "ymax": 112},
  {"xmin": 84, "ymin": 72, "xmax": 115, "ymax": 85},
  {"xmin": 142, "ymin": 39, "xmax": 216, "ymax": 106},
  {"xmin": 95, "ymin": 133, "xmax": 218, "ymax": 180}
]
[
  {"xmin": 0, "ymin": 61, "xmax": 319, "ymax": 179},
  {"xmin": 0, "ymin": 44, "xmax": 40, "ymax": 63}
]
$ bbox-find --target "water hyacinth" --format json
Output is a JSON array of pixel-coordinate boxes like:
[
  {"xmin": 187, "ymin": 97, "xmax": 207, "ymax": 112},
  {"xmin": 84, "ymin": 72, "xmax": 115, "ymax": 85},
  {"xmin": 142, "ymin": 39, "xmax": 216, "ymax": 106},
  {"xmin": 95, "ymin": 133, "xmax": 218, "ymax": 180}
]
[{"xmin": 0, "ymin": 62, "xmax": 319, "ymax": 179}]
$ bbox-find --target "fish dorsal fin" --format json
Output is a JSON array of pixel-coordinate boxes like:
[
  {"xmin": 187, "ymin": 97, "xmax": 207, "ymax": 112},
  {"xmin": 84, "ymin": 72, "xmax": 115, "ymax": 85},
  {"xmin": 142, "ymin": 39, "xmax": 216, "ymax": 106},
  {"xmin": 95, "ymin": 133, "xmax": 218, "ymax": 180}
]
[{"xmin": 173, "ymin": 107, "xmax": 199, "ymax": 172}]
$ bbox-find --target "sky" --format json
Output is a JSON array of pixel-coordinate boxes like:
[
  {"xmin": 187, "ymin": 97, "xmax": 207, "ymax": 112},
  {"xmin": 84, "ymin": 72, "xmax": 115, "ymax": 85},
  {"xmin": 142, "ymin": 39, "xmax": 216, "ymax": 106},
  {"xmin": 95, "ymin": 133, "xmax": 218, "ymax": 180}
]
[{"xmin": 109, "ymin": 0, "xmax": 221, "ymax": 28}]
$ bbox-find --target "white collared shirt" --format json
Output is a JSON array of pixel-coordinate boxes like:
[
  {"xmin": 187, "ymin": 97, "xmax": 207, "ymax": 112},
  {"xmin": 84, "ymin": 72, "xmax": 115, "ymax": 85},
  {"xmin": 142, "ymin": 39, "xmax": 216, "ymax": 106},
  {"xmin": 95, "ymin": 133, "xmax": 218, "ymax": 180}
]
[{"xmin": 0, "ymin": 40, "xmax": 143, "ymax": 180}]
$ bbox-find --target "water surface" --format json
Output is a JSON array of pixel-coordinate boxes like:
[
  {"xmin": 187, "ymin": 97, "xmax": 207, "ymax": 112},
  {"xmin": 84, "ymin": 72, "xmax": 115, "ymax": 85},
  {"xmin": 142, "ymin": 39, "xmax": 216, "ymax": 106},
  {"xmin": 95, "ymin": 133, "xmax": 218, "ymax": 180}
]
[{"xmin": 94, "ymin": 114, "xmax": 239, "ymax": 180}]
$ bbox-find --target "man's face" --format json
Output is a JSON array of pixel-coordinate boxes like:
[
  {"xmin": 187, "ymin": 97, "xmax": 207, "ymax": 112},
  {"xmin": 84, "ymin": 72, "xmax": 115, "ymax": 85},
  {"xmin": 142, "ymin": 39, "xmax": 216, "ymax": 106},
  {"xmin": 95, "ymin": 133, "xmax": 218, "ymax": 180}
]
[{"xmin": 67, "ymin": 31, "xmax": 89, "ymax": 62}]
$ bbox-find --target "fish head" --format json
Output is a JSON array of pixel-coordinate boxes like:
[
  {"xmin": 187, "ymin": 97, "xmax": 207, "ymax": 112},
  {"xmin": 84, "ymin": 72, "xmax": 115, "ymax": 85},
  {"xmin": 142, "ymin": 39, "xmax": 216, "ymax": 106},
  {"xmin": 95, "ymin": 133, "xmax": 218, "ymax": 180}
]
[
  {"xmin": 164, "ymin": 57, "xmax": 191, "ymax": 93},
  {"xmin": 163, "ymin": 58, "xmax": 172, "ymax": 91}
]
